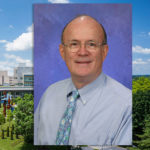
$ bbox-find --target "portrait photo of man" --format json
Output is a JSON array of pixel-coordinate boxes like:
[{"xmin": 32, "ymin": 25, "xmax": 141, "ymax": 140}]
[{"xmin": 34, "ymin": 4, "xmax": 132, "ymax": 145}]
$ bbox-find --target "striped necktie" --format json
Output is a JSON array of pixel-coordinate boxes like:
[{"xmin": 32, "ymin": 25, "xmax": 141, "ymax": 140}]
[{"xmin": 56, "ymin": 90, "xmax": 80, "ymax": 145}]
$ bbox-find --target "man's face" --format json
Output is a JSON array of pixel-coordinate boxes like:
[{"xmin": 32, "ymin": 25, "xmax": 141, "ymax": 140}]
[{"xmin": 59, "ymin": 16, "xmax": 108, "ymax": 81}]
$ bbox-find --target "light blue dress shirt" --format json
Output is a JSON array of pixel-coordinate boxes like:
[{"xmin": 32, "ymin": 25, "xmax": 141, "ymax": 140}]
[{"xmin": 34, "ymin": 72, "xmax": 132, "ymax": 145}]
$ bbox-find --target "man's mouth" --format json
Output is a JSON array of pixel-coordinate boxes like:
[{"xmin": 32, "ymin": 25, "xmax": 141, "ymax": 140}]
[{"xmin": 75, "ymin": 60, "xmax": 92, "ymax": 64}]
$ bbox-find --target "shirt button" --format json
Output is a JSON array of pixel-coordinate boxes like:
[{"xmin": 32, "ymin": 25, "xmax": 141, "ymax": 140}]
[{"xmin": 83, "ymin": 100, "xmax": 86, "ymax": 104}]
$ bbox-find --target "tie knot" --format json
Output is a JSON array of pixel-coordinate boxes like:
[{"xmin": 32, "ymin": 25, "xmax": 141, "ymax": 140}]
[{"xmin": 72, "ymin": 90, "xmax": 80, "ymax": 100}]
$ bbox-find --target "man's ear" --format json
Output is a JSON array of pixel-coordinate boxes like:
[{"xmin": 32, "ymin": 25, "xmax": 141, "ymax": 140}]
[
  {"xmin": 59, "ymin": 44, "xmax": 65, "ymax": 61},
  {"xmin": 102, "ymin": 45, "xmax": 109, "ymax": 62}
]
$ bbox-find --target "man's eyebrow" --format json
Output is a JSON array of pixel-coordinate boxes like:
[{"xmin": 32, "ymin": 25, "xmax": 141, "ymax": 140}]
[
  {"xmin": 88, "ymin": 40, "xmax": 96, "ymax": 42},
  {"xmin": 69, "ymin": 39, "xmax": 79, "ymax": 42}
]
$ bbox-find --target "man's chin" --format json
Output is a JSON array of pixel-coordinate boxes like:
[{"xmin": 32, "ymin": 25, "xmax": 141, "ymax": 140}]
[{"xmin": 73, "ymin": 72, "xmax": 92, "ymax": 79}]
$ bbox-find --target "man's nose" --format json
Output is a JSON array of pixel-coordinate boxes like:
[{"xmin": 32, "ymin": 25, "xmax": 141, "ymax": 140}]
[{"xmin": 77, "ymin": 43, "xmax": 89, "ymax": 55}]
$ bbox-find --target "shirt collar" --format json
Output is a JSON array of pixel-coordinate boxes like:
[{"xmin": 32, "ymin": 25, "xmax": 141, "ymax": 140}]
[
  {"xmin": 66, "ymin": 79, "xmax": 77, "ymax": 99},
  {"xmin": 78, "ymin": 72, "xmax": 106, "ymax": 104},
  {"xmin": 67, "ymin": 72, "xmax": 106, "ymax": 104}
]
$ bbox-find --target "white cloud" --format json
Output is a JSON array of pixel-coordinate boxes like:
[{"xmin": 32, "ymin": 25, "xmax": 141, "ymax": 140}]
[
  {"xmin": 0, "ymin": 40, "xmax": 8, "ymax": 43},
  {"xmin": 4, "ymin": 54, "xmax": 33, "ymax": 67},
  {"xmin": 0, "ymin": 54, "xmax": 33, "ymax": 76},
  {"xmin": 133, "ymin": 58, "xmax": 147, "ymax": 65},
  {"xmin": 27, "ymin": 24, "xmax": 33, "ymax": 32},
  {"xmin": 133, "ymin": 45, "xmax": 150, "ymax": 54},
  {"xmin": 48, "ymin": 0, "xmax": 70, "ymax": 3},
  {"xmin": 148, "ymin": 32, "xmax": 150, "ymax": 36},
  {"xmin": 0, "ymin": 61, "xmax": 16, "ymax": 76},
  {"xmin": 4, "ymin": 25, "xmax": 33, "ymax": 51},
  {"xmin": 9, "ymin": 25, "xmax": 14, "ymax": 29},
  {"xmin": 133, "ymin": 59, "xmax": 150, "ymax": 75}
]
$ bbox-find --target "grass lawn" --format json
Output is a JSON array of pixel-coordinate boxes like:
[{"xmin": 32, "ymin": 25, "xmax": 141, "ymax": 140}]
[
  {"xmin": 0, "ymin": 136, "xmax": 38, "ymax": 150},
  {"xmin": 0, "ymin": 136, "xmax": 24, "ymax": 150},
  {"xmin": 0, "ymin": 137, "xmax": 72, "ymax": 150}
]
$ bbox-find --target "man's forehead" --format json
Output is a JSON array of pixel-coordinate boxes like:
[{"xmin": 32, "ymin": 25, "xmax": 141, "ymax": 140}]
[
  {"xmin": 61, "ymin": 15, "xmax": 107, "ymax": 44},
  {"xmin": 67, "ymin": 16, "xmax": 100, "ymax": 28},
  {"xmin": 63, "ymin": 16, "xmax": 103, "ymax": 36}
]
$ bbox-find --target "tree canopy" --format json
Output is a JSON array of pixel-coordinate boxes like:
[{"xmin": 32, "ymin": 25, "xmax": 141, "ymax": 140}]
[
  {"xmin": 14, "ymin": 94, "xmax": 34, "ymax": 143},
  {"xmin": 132, "ymin": 76, "xmax": 150, "ymax": 149},
  {"xmin": 132, "ymin": 77, "xmax": 150, "ymax": 93}
]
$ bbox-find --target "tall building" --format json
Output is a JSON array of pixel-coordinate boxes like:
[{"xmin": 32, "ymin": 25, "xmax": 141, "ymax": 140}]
[
  {"xmin": 0, "ymin": 71, "xmax": 9, "ymax": 86},
  {"xmin": 24, "ymin": 73, "xmax": 34, "ymax": 86},
  {"xmin": 13, "ymin": 63, "xmax": 33, "ymax": 86}
]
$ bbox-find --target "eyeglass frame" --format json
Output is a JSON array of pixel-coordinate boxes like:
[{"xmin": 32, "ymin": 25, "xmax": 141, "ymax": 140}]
[{"xmin": 62, "ymin": 40, "xmax": 107, "ymax": 52}]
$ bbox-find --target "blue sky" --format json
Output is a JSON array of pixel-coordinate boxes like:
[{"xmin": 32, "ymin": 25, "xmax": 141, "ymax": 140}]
[{"xmin": 0, "ymin": 0, "xmax": 150, "ymax": 75}]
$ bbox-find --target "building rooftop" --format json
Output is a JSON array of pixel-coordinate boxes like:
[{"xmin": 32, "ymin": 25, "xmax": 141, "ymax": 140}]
[{"xmin": 0, "ymin": 86, "xmax": 33, "ymax": 91}]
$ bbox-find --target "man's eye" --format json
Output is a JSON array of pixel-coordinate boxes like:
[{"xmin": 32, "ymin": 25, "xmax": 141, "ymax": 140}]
[
  {"xmin": 70, "ymin": 43, "xmax": 78, "ymax": 46},
  {"xmin": 88, "ymin": 43, "xmax": 96, "ymax": 47}
]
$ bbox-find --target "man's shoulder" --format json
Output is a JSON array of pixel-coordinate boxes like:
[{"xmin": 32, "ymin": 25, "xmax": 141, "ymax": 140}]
[
  {"xmin": 49, "ymin": 78, "xmax": 71, "ymax": 88},
  {"xmin": 105, "ymin": 74, "xmax": 132, "ymax": 99},
  {"xmin": 45, "ymin": 78, "xmax": 71, "ymax": 94},
  {"xmin": 39, "ymin": 78, "xmax": 71, "ymax": 106}
]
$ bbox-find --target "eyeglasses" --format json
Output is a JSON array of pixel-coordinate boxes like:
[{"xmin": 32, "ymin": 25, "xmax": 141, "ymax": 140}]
[{"xmin": 62, "ymin": 40, "xmax": 106, "ymax": 53}]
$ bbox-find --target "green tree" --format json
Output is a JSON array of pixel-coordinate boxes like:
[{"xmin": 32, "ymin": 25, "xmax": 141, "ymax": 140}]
[
  {"xmin": 14, "ymin": 94, "xmax": 34, "ymax": 143},
  {"xmin": 132, "ymin": 76, "xmax": 150, "ymax": 149},
  {"xmin": 0, "ymin": 112, "xmax": 5, "ymax": 125},
  {"xmin": 132, "ymin": 77, "xmax": 150, "ymax": 94},
  {"xmin": 13, "ymin": 96, "xmax": 22, "ymax": 104},
  {"xmin": 136, "ymin": 115, "xmax": 150, "ymax": 149},
  {"xmin": 7, "ymin": 109, "xmax": 13, "ymax": 122},
  {"xmin": 133, "ymin": 89, "xmax": 150, "ymax": 141}
]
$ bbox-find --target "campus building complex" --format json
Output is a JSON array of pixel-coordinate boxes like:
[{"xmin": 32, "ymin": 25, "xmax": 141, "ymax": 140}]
[
  {"xmin": 13, "ymin": 63, "xmax": 33, "ymax": 86},
  {"xmin": 0, "ymin": 63, "xmax": 33, "ymax": 87},
  {"xmin": 0, "ymin": 63, "xmax": 33, "ymax": 98}
]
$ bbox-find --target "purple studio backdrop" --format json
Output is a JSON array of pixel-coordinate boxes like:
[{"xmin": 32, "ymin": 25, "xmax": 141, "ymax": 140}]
[{"xmin": 34, "ymin": 4, "xmax": 132, "ymax": 110}]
